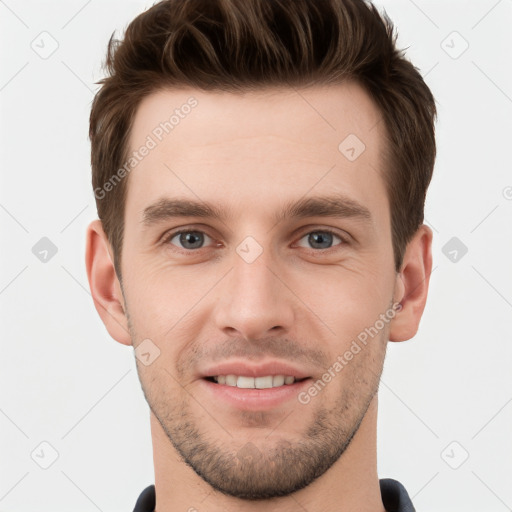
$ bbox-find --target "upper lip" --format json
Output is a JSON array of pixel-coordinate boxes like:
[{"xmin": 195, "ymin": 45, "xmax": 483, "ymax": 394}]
[{"xmin": 200, "ymin": 360, "xmax": 312, "ymax": 380}]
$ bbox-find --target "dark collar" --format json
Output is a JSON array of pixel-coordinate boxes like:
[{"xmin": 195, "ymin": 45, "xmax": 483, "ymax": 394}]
[{"xmin": 133, "ymin": 478, "xmax": 415, "ymax": 511}]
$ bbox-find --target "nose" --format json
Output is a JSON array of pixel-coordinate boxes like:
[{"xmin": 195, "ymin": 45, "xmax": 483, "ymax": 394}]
[{"xmin": 213, "ymin": 243, "xmax": 296, "ymax": 342}]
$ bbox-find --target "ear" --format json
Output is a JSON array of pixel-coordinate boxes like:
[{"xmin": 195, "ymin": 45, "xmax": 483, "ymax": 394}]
[
  {"xmin": 85, "ymin": 219, "xmax": 132, "ymax": 346},
  {"xmin": 389, "ymin": 224, "xmax": 433, "ymax": 342}
]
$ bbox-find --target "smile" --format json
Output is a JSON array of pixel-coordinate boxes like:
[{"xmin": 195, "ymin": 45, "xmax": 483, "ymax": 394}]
[{"xmin": 207, "ymin": 375, "xmax": 306, "ymax": 388}]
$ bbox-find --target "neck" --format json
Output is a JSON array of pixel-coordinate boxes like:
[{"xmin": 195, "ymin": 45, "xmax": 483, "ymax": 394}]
[{"xmin": 151, "ymin": 396, "xmax": 385, "ymax": 512}]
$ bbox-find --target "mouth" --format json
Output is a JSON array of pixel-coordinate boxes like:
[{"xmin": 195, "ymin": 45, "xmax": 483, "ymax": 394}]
[
  {"xmin": 204, "ymin": 374, "xmax": 310, "ymax": 389},
  {"xmin": 197, "ymin": 361, "xmax": 314, "ymax": 410},
  {"xmin": 199, "ymin": 372, "xmax": 313, "ymax": 411}
]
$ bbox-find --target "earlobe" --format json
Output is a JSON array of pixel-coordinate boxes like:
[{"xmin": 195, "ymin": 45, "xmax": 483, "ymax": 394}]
[
  {"xmin": 389, "ymin": 224, "xmax": 433, "ymax": 342},
  {"xmin": 85, "ymin": 219, "xmax": 132, "ymax": 346}
]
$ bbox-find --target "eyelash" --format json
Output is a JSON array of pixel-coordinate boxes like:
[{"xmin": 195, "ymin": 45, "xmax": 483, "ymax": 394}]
[{"xmin": 161, "ymin": 227, "xmax": 349, "ymax": 254}]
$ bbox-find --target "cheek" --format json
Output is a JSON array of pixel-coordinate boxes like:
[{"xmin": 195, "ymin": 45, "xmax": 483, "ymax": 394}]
[
  {"xmin": 124, "ymin": 258, "xmax": 215, "ymax": 328},
  {"xmin": 293, "ymin": 263, "xmax": 394, "ymax": 341},
  {"xmin": 124, "ymin": 269, "xmax": 213, "ymax": 375}
]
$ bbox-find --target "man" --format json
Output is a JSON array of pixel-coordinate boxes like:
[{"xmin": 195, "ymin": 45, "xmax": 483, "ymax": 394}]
[{"xmin": 85, "ymin": 0, "xmax": 436, "ymax": 510}]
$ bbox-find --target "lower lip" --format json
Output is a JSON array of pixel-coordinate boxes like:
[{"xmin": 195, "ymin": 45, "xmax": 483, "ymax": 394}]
[{"xmin": 199, "ymin": 378, "xmax": 312, "ymax": 410}]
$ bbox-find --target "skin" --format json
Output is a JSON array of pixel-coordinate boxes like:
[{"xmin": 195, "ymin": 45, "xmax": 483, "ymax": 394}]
[{"xmin": 86, "ymin": 81, "xmax": 432, "ymax": 512}]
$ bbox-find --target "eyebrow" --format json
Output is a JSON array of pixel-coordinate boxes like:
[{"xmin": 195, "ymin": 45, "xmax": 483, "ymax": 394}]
[{"xmin": 141, "ymin": 194, "xmax": 372, "ymax": 228}]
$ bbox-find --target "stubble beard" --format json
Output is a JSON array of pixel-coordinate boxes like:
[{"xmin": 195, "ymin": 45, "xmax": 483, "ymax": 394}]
[{"xmin": 138, "ymin": 352, "xmax": 384, "ymax": 500}]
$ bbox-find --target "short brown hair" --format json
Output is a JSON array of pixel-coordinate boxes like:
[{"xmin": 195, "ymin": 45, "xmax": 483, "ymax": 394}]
[{"xmin": 90, "ymin": 0, "xmax": 436, "ymax": 280}]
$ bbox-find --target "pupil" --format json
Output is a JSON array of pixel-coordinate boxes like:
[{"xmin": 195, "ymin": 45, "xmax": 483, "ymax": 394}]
[
  {"xmin": 181, "ymin": 232, "xmax": 203, "ymax": 249},
  {"xmin": 310, "ymin": 232, "xmax": 332, "ymax": 249}
]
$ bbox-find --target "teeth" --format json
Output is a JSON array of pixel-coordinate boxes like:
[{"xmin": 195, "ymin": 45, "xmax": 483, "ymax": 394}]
[
  {"xmin": 237, "ymin": 376, "xmax": 255, "ymax": 388},
  {"xmin": 212, "ymin": 375, "xmax": 297, "ymax": 388},
  {"xmin": 272, "ymin": 375, "xmax": 285, "ymax": 386},
  {"xmin": 225, "ymin": 374, "xmax": 237, "ymax": 386},
  {"xmin": 255, "ymin": 376, "xmax": 273, "ymax": 389}
]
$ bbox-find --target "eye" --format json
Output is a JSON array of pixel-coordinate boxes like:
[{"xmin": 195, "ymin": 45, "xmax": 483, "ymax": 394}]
[
  {"xmin": 296, "ymin": 229, "xmax": 346, "ymax": 250},
  {"xmin": 161, "ymin": 227, "xmax": 348, "ymax": 253},
  {"xmin": 164, "ymin": 230, "xmax": 214, "ymax": 250}
]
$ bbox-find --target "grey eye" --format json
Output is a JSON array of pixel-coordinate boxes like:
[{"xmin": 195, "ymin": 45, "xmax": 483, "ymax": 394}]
[
  {"xmin": 169, "ymin": 231, "xmax": 212, "ymax": 250},
  {"xmin": 296, "ymin": 231, "xmax": 343, "ymax": 250}
]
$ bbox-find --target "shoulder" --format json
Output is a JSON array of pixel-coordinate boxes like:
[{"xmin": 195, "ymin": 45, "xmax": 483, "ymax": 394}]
[
  {"xmin": 380, "ymin": 478, "xmax": 416, "ymax": 512},
  {"xmin": 133, "ymin": 484, "xmax": 155, "ymax": 512}
]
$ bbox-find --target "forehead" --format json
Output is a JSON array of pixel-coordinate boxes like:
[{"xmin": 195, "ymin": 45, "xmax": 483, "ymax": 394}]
[{"xmin": 124, "ymin": 82, "xmax": 388, "ymax": 226}]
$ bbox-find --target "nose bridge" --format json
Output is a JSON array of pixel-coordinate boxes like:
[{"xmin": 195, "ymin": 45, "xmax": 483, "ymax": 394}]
[
  {"xmin": 233, "ymin": 244, "xmax": 276, "ymax": 301},
  {"xmin": 213, "ymin": 237, "xmax": 294, "ymax": 339}
]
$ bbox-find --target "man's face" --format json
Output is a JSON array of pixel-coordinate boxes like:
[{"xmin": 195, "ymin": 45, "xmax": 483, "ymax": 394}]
[{"xmin": 119, "ymin": 82, "xmax": 400, "ymax": 498}]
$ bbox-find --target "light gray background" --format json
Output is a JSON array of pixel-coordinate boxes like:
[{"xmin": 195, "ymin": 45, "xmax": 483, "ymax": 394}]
[{"xmin": 1, "ymin": 0, "xmax": 511, "ymax": 510}]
